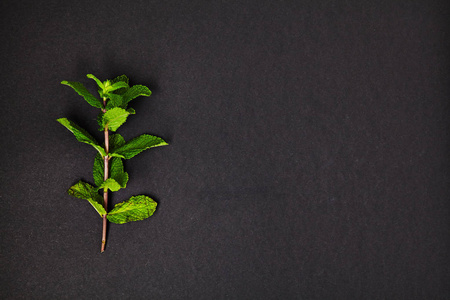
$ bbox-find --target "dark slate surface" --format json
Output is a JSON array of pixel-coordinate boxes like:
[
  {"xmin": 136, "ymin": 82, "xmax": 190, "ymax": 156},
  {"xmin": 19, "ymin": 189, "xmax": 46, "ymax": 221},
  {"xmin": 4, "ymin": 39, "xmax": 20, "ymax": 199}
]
[{"xmin": 1, "ymin": 1, "xmax": 449, "ymax": 299}]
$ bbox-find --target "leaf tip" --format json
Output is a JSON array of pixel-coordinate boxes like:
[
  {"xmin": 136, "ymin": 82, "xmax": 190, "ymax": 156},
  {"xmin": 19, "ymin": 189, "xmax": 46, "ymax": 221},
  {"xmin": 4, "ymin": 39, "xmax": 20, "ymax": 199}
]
[{"xmin": 158, "ymin": 138, "xmax": 169, "ymax": 146}]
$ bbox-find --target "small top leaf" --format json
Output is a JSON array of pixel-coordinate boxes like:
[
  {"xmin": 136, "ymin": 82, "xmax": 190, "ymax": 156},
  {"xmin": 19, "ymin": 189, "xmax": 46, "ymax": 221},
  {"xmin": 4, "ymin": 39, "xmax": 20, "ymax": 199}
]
[
  {"xmin": 110, "ymin": 74, "xmax": 129, "ymax": 85},
  {"xmin": 86, "ymin": 74, "xmax": 105, "ymax": 90},
  {"xmin": 107, "ymin": 195, "xmax": 157, "ymax": 224},
  {"xmin": 68, "ymin": 181, "xmax": 106, "ymax": 217},
  {"xmin": 101, "ymin": 107, "xmax": 132, "ymax": 132},
  {"xmin": 110, "ymin": 75, "xmax": 129, "ymax": 95},
  {"xmin": 107, "ymin": 81, "xmax": 129, "ymax": 93}
]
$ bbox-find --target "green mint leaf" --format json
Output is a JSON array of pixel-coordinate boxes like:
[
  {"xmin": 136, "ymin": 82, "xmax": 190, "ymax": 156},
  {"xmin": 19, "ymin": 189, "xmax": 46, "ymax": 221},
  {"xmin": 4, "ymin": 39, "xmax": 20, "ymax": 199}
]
[
  {"xmin": 96, "ymin": 112, "xmax": 104, "ymax": 131},
  {"xmin": 110, "ymin": 75, "xmax": 129, "ymax": 95},
  {"xmin": 110, "ymin": 157, "xmax": 129, "ymax": 188},
  {"xmin": 57, "ymin": 118, "xmax": 107, "ymax": 156},
  {"xmin": 96, "ymin": 178, "xmax": 121, "ymax": 192},
  {"xmin": 93, "ymin": 153, "xmax": 128, "ymax": 188},
  {"xmin": 105, "ymin": 93, "xmax": 124, "ymax": 109},
  {"xmin": 122, "ymin": 85, "xmax": 152, "ymax": 107},
  {"xmin": 93, "ymin": 153, "xmax": 104, "ymax": 187},
  {"xmin": 106, "ymin": 81, "xmax": 129, "ymax": 93},
  {"xmin": 107, "ymin": 195, "xmax": 157, "ymax": 224},
  {"xmin": 109, "ymin": 134, "xmax": 168, "ymax": 159},
  {"xmin": 110, "ymin": 74, "xmax": 129, "ymax": 85},
  {"xmin": 101, "ymin": 107, "xmax": 132, "ymax": 132},
  {"xmin": 61, "ymin": 81, "xmax": 103, "ymax": 109},
  {"xmin": 109, "ymin": 133, "xmax": 126, "ymax": 152},
  {"xmin": 86, "ymin": 74, "xmax": 105, "ymax": 90},
  {"xmin": 68, "ymin": 181, "xmax": 106, "ymax": 217}
]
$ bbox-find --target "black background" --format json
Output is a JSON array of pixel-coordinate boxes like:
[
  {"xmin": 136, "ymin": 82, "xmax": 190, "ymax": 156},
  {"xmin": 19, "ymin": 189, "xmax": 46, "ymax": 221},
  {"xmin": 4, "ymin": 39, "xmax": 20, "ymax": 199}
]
[{"xmin": 1, "ymin": 0, "xmax": 449, "ymax": 299}]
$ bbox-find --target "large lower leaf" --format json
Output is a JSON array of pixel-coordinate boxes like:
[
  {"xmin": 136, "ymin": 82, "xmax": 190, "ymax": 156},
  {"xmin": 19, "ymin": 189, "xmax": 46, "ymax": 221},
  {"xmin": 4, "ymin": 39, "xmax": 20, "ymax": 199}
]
[
  {"xmin": 57, "ymin": 118, "xmax": 106, "ymax": 156},
  {"xmin": 68, "ymin": 181, "xmax": 106, "ymax": 217},
  {"xmin": 109, "ymin": 134, "xmax": 168, "ymax": 159},
  {"xmin": 101, "ymin": 107, "xmax": 133, "ymax": 132},
  {"xmin": 61, "ymin": 81, "xmax": 103, "ymax": 109},
  {"xmin": 107, "ymin": 195, "xmax": 157, "ymax": 224}
]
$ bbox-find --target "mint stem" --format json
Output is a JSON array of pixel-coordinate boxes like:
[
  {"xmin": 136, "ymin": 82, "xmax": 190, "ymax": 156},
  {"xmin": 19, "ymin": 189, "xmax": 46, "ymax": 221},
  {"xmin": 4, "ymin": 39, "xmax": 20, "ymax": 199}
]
[{"xmin": 101, "ymin": 102, "xmax": 109, "ymax": 252}]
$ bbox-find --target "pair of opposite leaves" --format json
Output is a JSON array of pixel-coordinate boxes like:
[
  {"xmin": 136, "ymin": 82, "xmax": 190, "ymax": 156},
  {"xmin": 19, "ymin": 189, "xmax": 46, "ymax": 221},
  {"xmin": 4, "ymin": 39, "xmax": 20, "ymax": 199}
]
[{"xmin": 58, "ymin": 74, "xmax": 167, "ymax": 224}]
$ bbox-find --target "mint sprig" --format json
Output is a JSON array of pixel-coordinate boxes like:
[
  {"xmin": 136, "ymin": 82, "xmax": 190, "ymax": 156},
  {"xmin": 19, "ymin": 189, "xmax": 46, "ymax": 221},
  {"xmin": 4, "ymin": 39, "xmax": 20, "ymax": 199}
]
[{"xmin": 58, "ymin": 74, "xmax": 167, "ymax": 252}]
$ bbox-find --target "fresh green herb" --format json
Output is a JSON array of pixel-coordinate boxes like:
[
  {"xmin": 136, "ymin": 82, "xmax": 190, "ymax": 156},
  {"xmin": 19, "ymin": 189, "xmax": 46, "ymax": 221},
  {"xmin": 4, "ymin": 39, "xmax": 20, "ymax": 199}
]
[{"xmin": 58, "ymin": 74, "xmax": 167, "ymax": 252}]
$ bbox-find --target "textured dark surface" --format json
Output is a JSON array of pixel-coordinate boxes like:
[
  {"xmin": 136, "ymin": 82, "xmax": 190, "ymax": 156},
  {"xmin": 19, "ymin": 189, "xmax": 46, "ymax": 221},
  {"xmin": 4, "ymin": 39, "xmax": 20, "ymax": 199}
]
[{"xmin": 1, "ymin": 0, "xmax": 449, "ymax": 299}]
